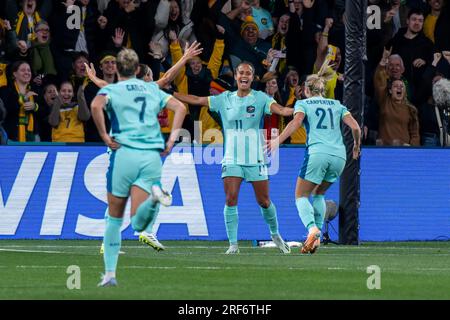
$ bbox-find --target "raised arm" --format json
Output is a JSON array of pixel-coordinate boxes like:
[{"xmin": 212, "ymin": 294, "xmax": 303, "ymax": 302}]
[
  {"xmin": 342, "ymin": 113, "xmax": 361, "ymax": 159},
  {"xmin": 314, "ymin": 18, "xmax": 333, "ymax": 71},
  {"xmin": 173, "ymin": 91, "xmax": 209, "ymax": 107},
  {"xmin": 48, "ymin": 95, "xmax": 62, "ymax": 127},
  {"xmin": 162, "ymin": 96, "xmax": 187, "ymax": 155},
  {"xmin": 156, "ymin": 41, "xmax": 203, "ymax": 88},
  {"xmin": 270, "ymin": 102, "xmax": 294, "ymax": 117},
  {"xmin": 85, "ymin": 63, "xmax": 109, "ymax": 89},
  {"xmin": 76, "ymin": 85, "xmax": 90, "ymax": 122}
]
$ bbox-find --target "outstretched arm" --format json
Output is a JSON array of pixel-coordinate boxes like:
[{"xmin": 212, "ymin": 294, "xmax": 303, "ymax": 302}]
[
  {"xmin": 342, "ymin": 113, "xmax": 361, "ymax": 159},
  {"xmin": 85, "ymin": 63, "xmax": 109, "ymax": 89},
  {"xmin": 156, "ymin": 41, "xmax": 203, "ymax": 88},
  {"xmin": 173, "ymin": 91, "xmax": 209, "ymax": 107},
  {"xmin": 162, "ymin": 97, "xmax": 187, "ymax": 155},
  {"xmin": 270, "ymin": 102, "xmax": 294, "ymax": 117},
  {"xmin": 269, "ymin": 112, "xmax": 305, "ymax": 153}
]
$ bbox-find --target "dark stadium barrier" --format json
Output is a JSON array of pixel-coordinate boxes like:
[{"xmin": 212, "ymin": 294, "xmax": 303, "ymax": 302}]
[{"xmin": 0, "ymin": 145, "xmax": 448, "ymax": 241}]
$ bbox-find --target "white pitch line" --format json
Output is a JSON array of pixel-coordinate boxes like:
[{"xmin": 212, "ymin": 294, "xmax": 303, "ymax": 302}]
[{"xmin": 0, "ymin": 248, "xmax": 66, "ymax": 254}]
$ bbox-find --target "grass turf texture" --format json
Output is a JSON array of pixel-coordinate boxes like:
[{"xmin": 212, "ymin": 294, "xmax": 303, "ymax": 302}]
[{"xmin": 0, "ymin": 240, "xmax": 449, "ymax": 300}]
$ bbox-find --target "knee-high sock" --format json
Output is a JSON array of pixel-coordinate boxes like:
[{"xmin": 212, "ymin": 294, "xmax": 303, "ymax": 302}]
[
  {"xmin": 295, "ymin": 197, "xmax": 316, "ymax": 231},
  {"xmin": 131, "ymin": 197, "xmax": 158, "ymax": 232},
  {"xmin": 103, "ymin": 215, "xmax": 123, "ymax": 274},
  {"xmin": 312, "ymin": 195, "xmax": 326, "ymax": 230},
  {"xmin": 143, "ymin": 203, "xmax": 160, "ymax": 233},
  {"xmin": 224, "ymin": 205, "xmax": 239, "ymax": 245},
  {"xmin": 260, "ymin": 202, "xmax": 279, "ymax": 235}
]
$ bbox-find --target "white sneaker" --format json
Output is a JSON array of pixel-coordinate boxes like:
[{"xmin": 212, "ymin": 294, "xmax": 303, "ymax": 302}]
[
  {"xmin": 151, "ymin": 184, "xmax": 172, "ymax": 206},
  {"xmin": 97, "ymin": 274, "xmax": 117, "ymax": 287},
  {"xmin": 139, "ymin": 232, "xmax": 165, "ymax": 251},
  {"xmin": 225, "ymin": 244, "xmax": 240, "ymax": 254},
  {"xmin": 271, "ymin": 234, "xmax": 291, "ymax": 254}
]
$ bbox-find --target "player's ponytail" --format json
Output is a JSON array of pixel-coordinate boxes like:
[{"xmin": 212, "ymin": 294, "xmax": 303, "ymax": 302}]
[{"xmin": 116, "ymin": 49, "xmax": 139, "ymax": 78}]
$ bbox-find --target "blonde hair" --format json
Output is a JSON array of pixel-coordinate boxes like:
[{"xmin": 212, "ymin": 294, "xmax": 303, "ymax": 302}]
[
  {"xmin": 305, "ymin": 74, "xmax": 325, "ymax": 96},
  {"xmin": 116, "ymin": 48, "xmax": 139, "ymax": 77}
]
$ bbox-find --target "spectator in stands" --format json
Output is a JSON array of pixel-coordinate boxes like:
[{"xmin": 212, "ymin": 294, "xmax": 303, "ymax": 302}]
[
  {"xmin": 387, "ymin": 8, "xmax": 435, "ymax": 96},
  {"xmin": 250, "ymin": 0, "xmax": 274, "ymax": 40},
  {"xmin": 69, "ymin": 51, "xmax": 90, "ymax": 93},
  {"xmin": 103, "ymin": 0, "xmax": 148, "ymax": 61},
  {"xmin": 434, "ymin": 0, "xmax": 450, "ymax": 54},
  {"xmin": 0, "ymin": 19, "xmax": 15, "ymax": 87},
  {"xmin": 313, "ymin": 18, "xmax": 343, "ymax": 101},
  {"xmin": 48, "ymin": 80, "xmax": 90, "ymax": 142},
  {"xmin": 50, "ymin": 0, "xmax": 106, "ymax": 80},
  {"xmin": 214, "ymin": 0, "xmax": 273, "ymax": 78},
  {"xmin": 0, "ymin": 60, "xmax": 40, "ymax": 142},
  {"xmin": 414, "ymin": 52, "xmax": 450, "ymax": 146},
  {"xmin": 0, "ymin": 96, "xmax": 7, "ymax": 144},
  {"xmin": 6, "ymin": 0, "xmax": 52, "ymax": 45},
  {"xmin": 29, "ymin": 20, "xmax": 56, "ymax": 80},
  {"xmin": 267, "ymin": 12, "xmax": 288, "ymax": 76},
  {"xmin": 423, "ymin": 0, "xmax": 444, "ymax": 43},
  {"xmin": 36, "ymin": 82, "xmax": 56, "ymax": 141},
  {"xmin": 83, "ymin": 51, "xmax": 116, "ymax": 142},
  {"xmin": 169, "ymin": 24, "xmax": 225, "ymax": 140},
  {"xmin": 260, "ymin": 71, "xmax": 283, "ymax": 140},
  {"xmin": 374, "ymin": 57, "xmax": 421, "ymax": 146},
  {"xmin": 151, "ymin": 0, "xmax": 196, "ymax": 63}
]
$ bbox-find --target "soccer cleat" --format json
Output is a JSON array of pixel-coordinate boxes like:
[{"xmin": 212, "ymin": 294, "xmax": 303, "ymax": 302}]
[
  {"xmin": 100, "ymin": 243, "xmax": 125, "ymax": 255},
  {"xmin": 97, "ymin": 275, "xmax": 117, "ymax": 287},
  {"xmin": 151, "ymin": 184, "xmax": 172, "ymax": 206},
  {"xmin": 271, "ymin": 234, "xmax": 291, "ymax": 254},
  {"xmin": 300, "ymin": 227, "xmax": 321, "ymax": 254},
  {"xmin": 309, "ymin": 238, "xmax": 321, "ymax": 254},
  {"xmin": 225, "ymin": 244, "xmax": 240, "ymax": 254},
  {"xmin": 139, "ymin": 232, "xmax": 165, "ymax": 251}
]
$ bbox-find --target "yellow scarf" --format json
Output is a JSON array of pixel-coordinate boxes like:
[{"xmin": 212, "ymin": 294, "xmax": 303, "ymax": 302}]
[
  {"xmin": 15, "ymin": 11, "xmax": 41, "ymax": 42},
  {"xmin": 15, "ymin": 81, "xmax": 36, "ymax": 142}
]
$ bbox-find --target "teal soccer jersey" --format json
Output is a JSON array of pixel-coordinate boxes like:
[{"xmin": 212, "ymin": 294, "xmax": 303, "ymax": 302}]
[
  {"xmin": 294, "ymin": 97, "xmax": 350, "ymax": 160},
  {"xmin": 97, "ymin": 78, "xmax": 172, "ymax": 150},
  {"xmin": 208, "ymin": 90, "xmax": 275, "ymax": 166}
]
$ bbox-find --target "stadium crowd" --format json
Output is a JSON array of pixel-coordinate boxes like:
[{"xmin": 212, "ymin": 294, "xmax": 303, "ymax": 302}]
[{"xmin": 0, "ymin": 0, "xmax": 449, "ymax": 146}]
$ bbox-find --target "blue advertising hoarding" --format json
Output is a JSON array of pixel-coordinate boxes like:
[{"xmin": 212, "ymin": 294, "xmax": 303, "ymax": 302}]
[{"xmin": 0, "ymin": 146, "xmax": 448, "ymax": 241}]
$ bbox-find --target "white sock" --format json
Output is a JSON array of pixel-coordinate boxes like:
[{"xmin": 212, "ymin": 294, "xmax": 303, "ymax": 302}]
[{"xmin": 105, "ymin": 271, "xmax": 116, "ymax": 279}]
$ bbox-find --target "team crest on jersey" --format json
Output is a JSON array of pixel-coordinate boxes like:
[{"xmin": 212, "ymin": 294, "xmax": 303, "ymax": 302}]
[
  {"xmin": 261, "ymin": 18, "xmax": 268, "ymax": 25},
  {"xmin": 247, "ymin": 106, "xmax": 256, "ymax": 113}
]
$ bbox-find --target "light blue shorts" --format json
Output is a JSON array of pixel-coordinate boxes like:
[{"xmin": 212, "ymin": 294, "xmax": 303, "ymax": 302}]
[
  {"xmin": 221, "ymin": 164, "xmax": 268, "ymax": 182},
  {"xmin": 107, "ymin": 146, "xmax": 162, "ymax": 197},
  {"xmin": 299, "ymin": 153, "xmax": 346, "ymax": 185}
]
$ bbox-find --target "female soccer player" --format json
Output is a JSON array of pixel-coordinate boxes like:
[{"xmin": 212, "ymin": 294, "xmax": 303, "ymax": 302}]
[
  {"xmin": 91, "ymin": 48, "xmax": 187, "ymax": 287},
  {"xmin": 174, "ymin": 61, "xmax": 293, "ymax": 254},
  {"xmin": 270, "ymin": 74, "xmax": 361, "ymax": 254}
]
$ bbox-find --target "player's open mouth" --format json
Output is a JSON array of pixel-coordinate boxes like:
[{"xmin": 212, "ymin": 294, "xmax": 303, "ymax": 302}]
[{"xmin": 240, "ymin": 80, "xmax": 249, "ymax": 84}]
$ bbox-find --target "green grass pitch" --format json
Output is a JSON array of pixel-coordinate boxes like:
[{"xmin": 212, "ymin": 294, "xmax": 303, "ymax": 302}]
[{"xmin": 0, "ymin": 240, "xmax": 449, "ymax": 300}]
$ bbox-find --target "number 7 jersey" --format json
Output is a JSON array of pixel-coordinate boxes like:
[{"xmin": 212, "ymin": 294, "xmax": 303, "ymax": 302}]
[
  {"xmin": 97, "ymin": 78, "xmax": 172, "ymax": 150},
  {"xmin": 294, "ymin": 96, "xmax": 350, "ymax": 160}
]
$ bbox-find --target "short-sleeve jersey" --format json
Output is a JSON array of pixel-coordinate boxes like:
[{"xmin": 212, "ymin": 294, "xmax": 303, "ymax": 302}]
[
  {"xmin": 294, "ymin": 96, "xmax": 350, "ymax": 160},
  {"xmin": 208, "ymin": 90, "xmax": 274, "ymax": 166},
  {"xmin": 51, "ymin": 104, "xmax": 85, "ymax": 142},
  {"xmin": 97, "ymin": 78, "xmax": 172, "ymax": 150}
]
